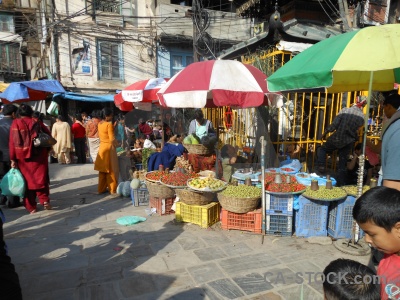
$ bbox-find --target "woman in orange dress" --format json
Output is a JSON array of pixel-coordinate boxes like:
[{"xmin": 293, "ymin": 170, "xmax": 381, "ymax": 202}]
[{"xmin": 94, "ymin": 108, "xmax": 119, "ymax": 195}]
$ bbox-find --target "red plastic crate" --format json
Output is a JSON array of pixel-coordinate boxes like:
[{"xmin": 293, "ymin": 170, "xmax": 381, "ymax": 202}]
[
  {"xmin": 149, "ymin": 196, "xmax": 175, "ymax": 216},
  {"xmin": 220, "ymin": 208, "xmax": 262, "ymax": 233}
]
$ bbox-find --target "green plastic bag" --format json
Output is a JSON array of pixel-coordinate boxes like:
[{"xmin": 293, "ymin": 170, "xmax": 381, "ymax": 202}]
[
  {"xmin": 116, "ymin": 216, "xmax": 146, "ymax": 226},
  {"xmin": 0, "ymin": 168, "xmax": 26, "ymax": 197}
]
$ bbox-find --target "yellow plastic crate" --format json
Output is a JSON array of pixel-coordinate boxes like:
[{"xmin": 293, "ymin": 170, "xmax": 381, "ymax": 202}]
[{"xmin": 175, "ymin": 202, "xmax": 221, "ymax": 228}]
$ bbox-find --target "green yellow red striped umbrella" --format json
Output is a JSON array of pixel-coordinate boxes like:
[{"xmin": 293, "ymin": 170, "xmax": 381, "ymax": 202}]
[
  {"xmin": 267, "ymin": 24, "xmax": 400, "ymax": 93},
  {"xmin": 268, "ymin": 24, "xmax": 400, "ymax": 245}
]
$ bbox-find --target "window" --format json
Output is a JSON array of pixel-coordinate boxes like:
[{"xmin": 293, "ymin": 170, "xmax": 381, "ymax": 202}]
[
  {"xmin": 171, "ymin": 53, "xmax": 194, "ymax": 76},
  {"xmin": 94, "ymin": 0, "xmax": 120, "ymax": 13},
  {"xmin": 0, "ymin": 44, "xmax": 21, "ymax": 73},
  {"xmin": 0, "ymin": 14, "xmax": 15, "ymax": 33},
  {"xmin": 97, "ymin": 40, "xmax": 123, "ymax": 80}
]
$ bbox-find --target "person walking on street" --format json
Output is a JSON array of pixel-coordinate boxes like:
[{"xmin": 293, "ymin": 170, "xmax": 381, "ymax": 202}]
[
  {"xmin": 51, "ymin": 115, "xmax": 72, "ymax": 164},
  {"xmin": 86, "ymin": 110, "xmax": 101, "ymax": 163},
  {"xmin": 9, "ymin": 104, "xmax": 52, "ymax": 214},
  {"xmin": 94, "ymin": 108, "xmax": 119, "ymax": 195},
  {"xmin": 71, "ymin": 113, "xmax": 87, "ymax": 164},
  {"xmin": 0, "ymin": 104, "xmax": 21, "ymax": 208},
  {"xmin": 317, "ymin": 97, "xmax": 367, "ymax": 186}
]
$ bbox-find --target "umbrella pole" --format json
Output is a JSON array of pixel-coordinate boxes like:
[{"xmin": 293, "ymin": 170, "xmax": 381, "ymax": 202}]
[
  {"xmin": 161, "ymin": 107, "xmax": 164, "ymax": 149},
  {"xmin": 260, "ymin": 136, "xmax": 266, "ymax": 237},
  {"xmin": 353, "ymin": 71, "xmax": 374, "ymax": 244}
]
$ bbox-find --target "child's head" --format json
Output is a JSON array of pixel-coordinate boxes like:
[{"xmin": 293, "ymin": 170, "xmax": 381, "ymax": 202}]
[
  {"xmin": 323, "ymin": 258, "xmax": 380, "ymax": 300},
  {"xmin": 353, "ymin": 186, "xmax": 400, "ymax": 255}
]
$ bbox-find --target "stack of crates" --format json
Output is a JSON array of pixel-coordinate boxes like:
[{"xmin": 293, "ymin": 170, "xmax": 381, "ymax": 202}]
[
  {"xmin": 130, "ymin": 188, "xmax": 150, "ymax": 206},
  {"xmin": 175, "ymin": 202, "xmax": 220, "ymax": 228},
  {"xmin": 295, "ymin": 195, "xmax": 330, "ymax": 237},
  {"xmin": 328, "ymin": 196, "xmax": 364, "ymax": 239},
  {"xmin": 149, "ymin": 196, "xmax": 176, "ymax": 216},
  {"xmin": 264, "ymin": 193, "xmax": 294, "ymax": 236},
  {"xmin": 220, "ymin": 208, "xmax": 262, "ymax": 233}
]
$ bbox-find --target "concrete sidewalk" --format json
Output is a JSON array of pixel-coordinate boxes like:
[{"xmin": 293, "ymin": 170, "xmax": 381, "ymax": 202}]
[{"xmin": 2, "ymin": 163, "xmax": 369, "ymax": 300}]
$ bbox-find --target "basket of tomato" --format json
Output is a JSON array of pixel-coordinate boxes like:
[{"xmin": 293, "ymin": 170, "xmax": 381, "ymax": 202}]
[
  {"xmin": 160, "ymin": 172, "xmax": 199, "ymax": 189},
  {"xmin": 266, "ymin": 182, "xmax": 307, "ymax": 194}
]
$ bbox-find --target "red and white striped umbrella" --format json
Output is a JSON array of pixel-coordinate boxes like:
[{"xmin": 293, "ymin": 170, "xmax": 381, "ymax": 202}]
[
  {"xmin": 114, "ymin": 77, "xmax": 168, "ymax": 111},
  {"xmin": 157, "ymin": 60, "xmax": 276, "ymax": 108}
]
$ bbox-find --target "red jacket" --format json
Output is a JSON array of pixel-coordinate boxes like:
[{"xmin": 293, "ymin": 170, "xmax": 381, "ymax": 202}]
[
  {"xmin": 9, "ymin": 117, "xmax": 50, "ymax": 160},
  {"xmin": 71, "ymin": 122, "xmax": 86, "ymax": 139}
]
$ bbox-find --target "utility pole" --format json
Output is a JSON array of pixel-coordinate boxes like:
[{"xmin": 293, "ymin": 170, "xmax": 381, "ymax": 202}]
[
  {"xmin": 192, "ymin": 0, "xmax": 199, "ymax": 62},
  {"xmin": 338, "ymin": 0, "xmax": 351, "ymax": 30}
]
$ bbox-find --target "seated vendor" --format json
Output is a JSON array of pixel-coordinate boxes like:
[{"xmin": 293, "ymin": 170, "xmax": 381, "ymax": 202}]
[
  {"xmin": 130, "ymin": 138, "xmax": 144, "ymax": 164},
  {"xmin": 147, "ymin": 135, "xmax": 185, "ymax": 171},
  {"xmin": 221, "ymin": 144, "xmax": 238, "ymax": 182},
  {"xmin": 346, "ymin": 143, "xmax": 374, "ymax": 185}
]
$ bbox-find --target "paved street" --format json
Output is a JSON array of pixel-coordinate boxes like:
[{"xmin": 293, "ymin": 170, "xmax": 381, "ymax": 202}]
[{"xmin": 2, "ymin": 164, "xmax": 369, "ymax": 300}]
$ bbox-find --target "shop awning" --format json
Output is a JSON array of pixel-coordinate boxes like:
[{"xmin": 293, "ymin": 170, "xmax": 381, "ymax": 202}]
[
  {"xmin": 53, "ymin": 92, "xmax": 115, "ymax": 102},
  {"xmin": 0, "ymin": 80, "xmax": 65, "ymax": 102}
]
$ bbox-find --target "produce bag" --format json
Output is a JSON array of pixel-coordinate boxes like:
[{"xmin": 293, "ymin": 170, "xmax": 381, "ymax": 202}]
[
  {"xmin": 116, "ymin": 216, "xmax": 146, "ymax": 226},
  {"xmin": 46, "ymin": 101, "xmax": 59, "ymax": 116},
  {"xmin": 0, "ymin": 168, "xmax": 26, "ymax": 197},
  {"xmin": 122, "ymin": 181, "xmax": 131, "ymax": 197},
  {"xmin": 280, "ymin": 158, "xmax": 302, "ymax": 173}
]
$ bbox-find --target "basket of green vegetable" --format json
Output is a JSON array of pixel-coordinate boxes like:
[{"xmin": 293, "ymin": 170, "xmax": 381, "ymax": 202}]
[{"xmin": 217, "ymin": 185, "xmax": 261, "ymax": 213}]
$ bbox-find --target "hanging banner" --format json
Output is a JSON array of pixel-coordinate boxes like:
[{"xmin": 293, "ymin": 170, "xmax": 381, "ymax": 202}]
[{"xmin": 72, "ymin": 40, "xmax": 92, "ymax": 75}]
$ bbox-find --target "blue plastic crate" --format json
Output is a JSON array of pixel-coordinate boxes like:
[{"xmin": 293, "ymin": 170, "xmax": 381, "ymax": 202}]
[
  {"xmin": 328, "ymin": 196, "xmax": 364, "ymax": 239},
  {"xmin": 130, "ymin": 188, "xmax": 149, "ymax": 206},
  {"xmin": 264, "ymin": 214, "xmax": 293, "ymax": 236},
  {"xmin": 295, "ymin": 195, "xmax": 329, "ymax": 237},
  {"xmin": 265, "ymin": 193, "xmax": 293, "ymax": 215}
]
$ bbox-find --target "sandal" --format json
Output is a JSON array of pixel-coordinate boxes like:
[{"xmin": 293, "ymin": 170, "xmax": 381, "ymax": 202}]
[
  {"xmin": 43, "ymin": 203, "xmax": 52, "ymax": 210},
  {"xmin": 30, "ymin": 209, "xmax": 37, "ymax": 214}
]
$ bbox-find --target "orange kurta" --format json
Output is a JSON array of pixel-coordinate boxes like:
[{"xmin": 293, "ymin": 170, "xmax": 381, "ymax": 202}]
[{"xmin": 94, "ymin": 121, "xmax": 119, "ymax": 193}]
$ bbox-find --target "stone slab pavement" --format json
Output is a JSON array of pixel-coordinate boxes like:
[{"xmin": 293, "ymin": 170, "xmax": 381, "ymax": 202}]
[{"xmin": 1, "ymin": 163, "xmax": 370, "ymax": 300}]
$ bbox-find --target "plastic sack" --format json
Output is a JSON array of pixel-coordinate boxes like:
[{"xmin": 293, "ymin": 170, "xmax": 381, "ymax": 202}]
[
  {"xmin": 46, "ymin": 101, "xmax": 59, "ymax": 116},
  {"xmin": 0, "ymin": 168, "xmax": 26, "ymax": 197},
  {"xmin": 365, "ymin": 146, "xmax": 379, "ymax": 166},
  {"xmin": 280, "ymin": 159, "xmax": 302, "ymax": 173},
  {"xmin": 293, "ymin": 194, "xmax": 300, "ymax": 211},
  {"xmin": 116, "ymin": 216, "xmax": 146, "ymax": 226},
  {"xmin": 116, "ymin": 182, "xmax": 124, "ymax": 195},
  {"xmin": 122, "ymin": 181, "xmax": 131, "ymax": 197},
  {"xmin": 295, "ymin": 172, "xmax": 337, "ymax": 186}
]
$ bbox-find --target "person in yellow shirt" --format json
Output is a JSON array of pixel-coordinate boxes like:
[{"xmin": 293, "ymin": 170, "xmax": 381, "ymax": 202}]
[{"xmin": 94, "ymin": 108, "xmax": 119, "ymax": 195}]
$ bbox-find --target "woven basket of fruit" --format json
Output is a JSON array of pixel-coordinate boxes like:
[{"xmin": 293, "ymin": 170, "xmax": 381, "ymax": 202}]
[
  {"xmin": 217, "ymin": 185, "xmax": 261, "ymax": 213},
  {"xmin": 184, "ymin": 144, "xmax": 214, "ymax": 155},
  {"xmin": 302, "ymin": 186, "xmax": 347, "ymax": 201},
  {"xmin": 146, "ymin": 180, "xmax": 175, "ymax": 198},
  {"xmin": 176, "ymin": 189, "xmax": 215, "ymax": 205},
  {"xmin": 145, "ymin": 171, "xmax": 165, "ymax": 183}
]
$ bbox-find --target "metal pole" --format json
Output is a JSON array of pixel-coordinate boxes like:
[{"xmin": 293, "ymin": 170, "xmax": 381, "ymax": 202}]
[
  {"xmin": 260, "ymin": 136, "xmax": 266, "ymax": 236},
  {"xmin": 353, "ymin": 71, "xmax": 374, "ymax": 244},
  {"xmin": 192, "ymin": 0, "xmax": 199, "ymax": 62}
]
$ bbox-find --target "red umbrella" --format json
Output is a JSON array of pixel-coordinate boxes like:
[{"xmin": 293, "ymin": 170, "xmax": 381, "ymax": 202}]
[
  {"xmin": 157, "ymin": 60, "xmax": 278, "ymax": 108},
  {"xmin": 114, "ymin": 78, "xmax": 169, "ymax": 111}
]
